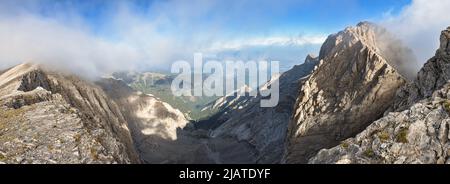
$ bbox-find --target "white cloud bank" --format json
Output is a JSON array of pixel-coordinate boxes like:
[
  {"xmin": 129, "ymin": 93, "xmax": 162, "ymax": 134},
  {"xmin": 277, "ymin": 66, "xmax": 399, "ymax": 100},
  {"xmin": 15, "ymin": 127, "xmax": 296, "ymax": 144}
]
[
  {"xmin": 0, "ymin": 2, "xmax": 197, "ymax": 79},
  {"xmin": 6, "ymin": 0, "xmax": 449, "ymax": 78},
  {"xmin": 0, "ymin": 1, "xmax": 324, "ymax": 78},
  {"xmin": 207, "ymin": 35, "xmax": 327, "ymax": 52},
  {"xmin": 0, "ymin": 15, "xmax": 143, "ymax": 79},
  {"xmin": 382, "ymin": 0, "xmax": 450, "ymax": 68}
]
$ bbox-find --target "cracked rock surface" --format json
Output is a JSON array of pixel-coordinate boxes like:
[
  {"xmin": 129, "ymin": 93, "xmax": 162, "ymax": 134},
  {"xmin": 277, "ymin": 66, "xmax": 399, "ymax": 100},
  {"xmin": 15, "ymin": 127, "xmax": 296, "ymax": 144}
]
[
  {"xmin": 284, "ymin": 22, "xmax": 407, "ymax": 163},
  {"xmin": 0, "ymin": 64, "xmax": 140, "ymax": 164},
  {"xmin": 310, "ymin": 27, "xmax": 450, "ymax": 164}
]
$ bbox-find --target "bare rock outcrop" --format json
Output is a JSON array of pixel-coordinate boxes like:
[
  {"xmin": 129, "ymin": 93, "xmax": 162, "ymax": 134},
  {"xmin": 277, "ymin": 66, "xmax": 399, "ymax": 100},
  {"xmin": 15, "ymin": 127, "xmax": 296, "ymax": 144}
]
[
  {"xmin": 284, "ymin": 22, "xmax": 408, "ymax": 163},
  {"xmin": 309, "ymin": 27, "xmax": 450, "ymax": 164},
  {"xmin": 0, "ymin": 64, "xmax": 140, "ymax": 164},
  {"xmin": 310, "ymin": 84, "xmax": 450, "ymax": 164},
  {"xmin": 391, "ymin": 27, "xmax": 450, "ymax": 111}
]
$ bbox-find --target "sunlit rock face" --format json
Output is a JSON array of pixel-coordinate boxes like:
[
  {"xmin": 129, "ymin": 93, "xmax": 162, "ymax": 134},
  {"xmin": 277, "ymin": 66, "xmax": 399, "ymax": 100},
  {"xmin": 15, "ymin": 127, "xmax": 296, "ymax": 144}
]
[
  {"xmin": 309, "ymin": 27, "xmax": 450, "ymax": 164},
  {"xmin": 98, "ymin": 78, "xmax": 188, "ymax": 141},
  {"xmin": 0, "ymin": 63, "xmax": 140, "ymax": 164},
  {"xmin": 284, "ymin": 22, "xmax": 408, "ymax": 163}
]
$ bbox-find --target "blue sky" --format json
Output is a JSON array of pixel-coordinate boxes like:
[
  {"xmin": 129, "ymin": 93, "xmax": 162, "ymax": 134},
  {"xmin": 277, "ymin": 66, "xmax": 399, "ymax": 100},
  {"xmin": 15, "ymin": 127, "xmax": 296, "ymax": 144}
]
[
  {"xmin": 2, "ymin": 0, "xmax": 449, "ymax": 77},
  {"xmin": 18, "ymin": 0, "xmax": 412, "ymax": 38}
]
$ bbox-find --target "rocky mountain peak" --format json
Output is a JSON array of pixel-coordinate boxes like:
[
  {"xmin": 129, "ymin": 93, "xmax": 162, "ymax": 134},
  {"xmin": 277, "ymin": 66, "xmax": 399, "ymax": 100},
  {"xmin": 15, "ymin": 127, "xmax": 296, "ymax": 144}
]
[
  {"xmin": 309, "ymin": 26, "xmax": 450, "ymax": 164},
  {"xmin": 304, "ymin": 54, "xmax": 318, "ymax": 64},
  {"xmin": 347, "ymin": 21, "xmax": 379, "ymax": 45},
  {"xmin": 438, "ymin": 27, "xmax": 450, "ymax": 56},
  {"xmin": 356, "ymin": 21, "xmax": 373, "ymax": 27},
  {"xmin": 319, "ymin": 21, "xmax": 418, "ymax": 80},
  {"xmin": 284, "ymin": 22, "xmax": 407, "ymax": 163},
  {"xmin": 319, "ymin": 21, "xmax": 380, "ymax": 60}
]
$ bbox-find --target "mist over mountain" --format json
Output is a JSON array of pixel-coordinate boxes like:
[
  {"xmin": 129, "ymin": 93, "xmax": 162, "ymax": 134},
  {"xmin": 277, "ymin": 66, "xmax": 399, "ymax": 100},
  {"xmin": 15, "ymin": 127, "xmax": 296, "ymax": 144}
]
[
  {"xmin": 382, "ymin": 0, "xmax": 450, "ymax": 70},
  {"xmin": 1, "ymin": 0, "xmax": 448, "ymax": 79}
]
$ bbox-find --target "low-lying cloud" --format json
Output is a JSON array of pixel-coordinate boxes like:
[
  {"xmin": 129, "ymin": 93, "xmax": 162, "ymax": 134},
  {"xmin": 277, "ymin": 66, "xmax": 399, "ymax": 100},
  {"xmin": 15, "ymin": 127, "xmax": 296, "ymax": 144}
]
[
  {"xmin": 2, "ymin": 0, "xmax": 448, "ymax": 79},
  {"xmin": 381, "ymin": 0, "xmax": 450, "ymax": 71},
  {"xmin": 0, "ymin": 0, "xmax": 324, "ymax": 79},
  {"xmin": 0, "ymin": 1, "xmax": 195, "ymax": 79},
  {"xmin": 0, "ymin": 15, "xmax": 143, "ymax": 79}
]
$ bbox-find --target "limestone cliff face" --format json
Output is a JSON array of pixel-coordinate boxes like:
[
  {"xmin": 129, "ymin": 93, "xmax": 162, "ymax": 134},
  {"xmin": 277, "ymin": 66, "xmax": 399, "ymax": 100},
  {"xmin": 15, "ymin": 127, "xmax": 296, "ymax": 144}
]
[
  {"xmin": 284, "ymin": 22, "xmax": 407, "ymax": 163},
  {"xmin": 309, "ymin": 27, "xmax": 450, "ymax": 164},
  {"xmin": 310, "ymin": 85, "xmax": 450, "ymax": 164},
  {"xmin": 0, "ymin": 64, "xmax": 140, "ymax": 164}
]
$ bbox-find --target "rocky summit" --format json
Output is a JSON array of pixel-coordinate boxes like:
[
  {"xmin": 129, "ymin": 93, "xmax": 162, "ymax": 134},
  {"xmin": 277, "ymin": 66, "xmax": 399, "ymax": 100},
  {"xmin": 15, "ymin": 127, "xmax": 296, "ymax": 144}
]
[
  {"xmin": 309, "ymin": 27, "xmax": 450, "ymax": 164},
  {"xmin": 284, "ymin": 22, "xmax": 409, "ymax": 163},
  {"xmin": 0, "ymin": 64, "xmax": 140, "ymax": 164}
]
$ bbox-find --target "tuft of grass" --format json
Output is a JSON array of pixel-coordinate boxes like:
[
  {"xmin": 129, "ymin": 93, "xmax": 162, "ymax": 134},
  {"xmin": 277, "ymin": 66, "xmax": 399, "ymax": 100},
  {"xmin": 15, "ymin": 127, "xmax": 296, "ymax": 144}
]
[
  {"xmin": 90, "ymin": 148, "xmax": 99, "ymax": 160},
  {"xmin": 0, "ymin": 107, "xmax": 26, "ymax": 119},
  {"xmin": 363, "ymin": 148, "xmax": 375, "ymax": 158},
  {"xmin": 0, "ymin": 153, "xmax": 5, "ymax": 161},
  {"xmin": 47, "ymin": 145, "xmax": 54, "ymax": 151},
  {"xmin": 396, "ymin": 127, "xmax": 409, "ymax": 143},
  {"xmin": 377, "ymin": 131, "xmax": 390, "ymax": 142},
  {"xmin": 73, "ymin": 134, "xmax": 81, "ymax": 143},
  {"xmin": 0, "ymin": 107, "xmax": 27, "ymax": 129},
  {"xmin": 94, "ymin": 136, "xmax": 102, "ymax": 144},
  {"xmin": 68, "ymin": 108, "xmax": 77, "ymax": 114},
  {"xmin": 444, "ymin": 100, "xmax": 450, "ymax": 113},
  {"xmin": 340, "ymin": 142, "xmax": 349, "ymax": 149},
  {"xmin": 62, "ymin": 106, "xmax": 77, "ymax": 114}
]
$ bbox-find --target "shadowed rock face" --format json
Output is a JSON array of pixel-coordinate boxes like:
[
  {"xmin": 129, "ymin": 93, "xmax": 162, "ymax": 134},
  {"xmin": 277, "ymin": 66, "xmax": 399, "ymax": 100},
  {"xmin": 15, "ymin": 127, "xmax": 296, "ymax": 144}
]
[
  {"xmin": 309, "ymin": 27, "xmax": 450, "ymax": 164},
  {"xmin": 98, "ymin": 78, "xmax": 262, "ymax": 164},
  {"xmin": 0, "ymin": 64, "xmax": 140, "ymax": 164},
  {"xmin": 97, "ymin": 78, "xmax": 191, "ymax": 163},
  {"xmin": 194, "ymin": 56, "xmax": 319, "ymax": 164},
  {"xmin": 284, "ymin": 22, "xmax": 407, "ymax": 163}
]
